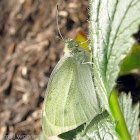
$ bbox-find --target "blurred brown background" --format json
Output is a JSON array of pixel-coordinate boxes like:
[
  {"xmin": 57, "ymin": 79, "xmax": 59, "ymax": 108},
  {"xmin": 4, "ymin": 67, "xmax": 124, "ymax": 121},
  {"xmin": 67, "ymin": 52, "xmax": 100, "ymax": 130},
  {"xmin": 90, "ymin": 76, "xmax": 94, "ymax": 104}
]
[{"xmin": 0, "ymin": 0, "xmax": 89, "ymax": 138}]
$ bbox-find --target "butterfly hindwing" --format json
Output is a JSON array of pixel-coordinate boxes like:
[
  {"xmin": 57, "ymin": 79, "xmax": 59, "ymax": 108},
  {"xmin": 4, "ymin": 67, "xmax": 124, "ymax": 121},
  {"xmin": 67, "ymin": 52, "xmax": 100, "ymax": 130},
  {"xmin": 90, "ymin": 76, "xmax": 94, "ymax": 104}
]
[{"xmin": 42, "ymin": 56, "xmax": 99, "ymax": 136}]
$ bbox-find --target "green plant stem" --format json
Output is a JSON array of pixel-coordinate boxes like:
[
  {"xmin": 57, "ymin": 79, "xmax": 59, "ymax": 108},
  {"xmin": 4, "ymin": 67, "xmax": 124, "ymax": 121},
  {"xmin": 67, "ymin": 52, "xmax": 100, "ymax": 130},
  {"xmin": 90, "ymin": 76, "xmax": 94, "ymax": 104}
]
[{"xmin": 109, "ymin": 89, "xmax": 131, "ymax": 140}]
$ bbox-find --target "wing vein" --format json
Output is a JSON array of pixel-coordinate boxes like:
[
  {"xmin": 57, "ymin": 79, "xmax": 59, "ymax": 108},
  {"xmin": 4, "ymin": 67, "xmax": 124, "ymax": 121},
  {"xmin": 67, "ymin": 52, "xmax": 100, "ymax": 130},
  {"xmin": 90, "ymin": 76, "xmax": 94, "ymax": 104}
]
[{"xmin": 62, "ymin": 66, "xmax": 73, "ymax": 127}]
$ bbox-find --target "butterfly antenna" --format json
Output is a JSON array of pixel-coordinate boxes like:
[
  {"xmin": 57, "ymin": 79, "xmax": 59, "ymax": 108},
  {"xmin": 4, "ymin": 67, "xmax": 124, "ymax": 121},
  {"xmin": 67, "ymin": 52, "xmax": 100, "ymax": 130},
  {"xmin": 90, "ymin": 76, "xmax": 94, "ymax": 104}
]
[{"xmin": 56, "ymin": 5, "xmax": 65, "ymax": 42}]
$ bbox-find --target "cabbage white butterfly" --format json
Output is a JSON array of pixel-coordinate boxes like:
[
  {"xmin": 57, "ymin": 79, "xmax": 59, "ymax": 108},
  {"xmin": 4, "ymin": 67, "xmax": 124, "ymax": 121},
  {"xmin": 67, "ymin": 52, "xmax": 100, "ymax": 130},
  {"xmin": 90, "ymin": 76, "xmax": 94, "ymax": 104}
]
[
  {"xmin": 42, "ymin": 38, "xmax": 99, "ymax": 137},
  {"xmin": 42, "ymin": 5, "xmax": 99, "ymax": 137}
]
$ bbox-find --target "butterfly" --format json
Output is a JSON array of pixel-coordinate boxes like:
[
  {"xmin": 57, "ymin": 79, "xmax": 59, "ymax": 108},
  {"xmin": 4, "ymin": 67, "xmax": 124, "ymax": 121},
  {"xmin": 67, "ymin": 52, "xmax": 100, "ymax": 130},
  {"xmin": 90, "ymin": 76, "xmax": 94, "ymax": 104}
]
[{"xmin": 42, "ymin": 38, "xmax": 99, "ymax": 136}]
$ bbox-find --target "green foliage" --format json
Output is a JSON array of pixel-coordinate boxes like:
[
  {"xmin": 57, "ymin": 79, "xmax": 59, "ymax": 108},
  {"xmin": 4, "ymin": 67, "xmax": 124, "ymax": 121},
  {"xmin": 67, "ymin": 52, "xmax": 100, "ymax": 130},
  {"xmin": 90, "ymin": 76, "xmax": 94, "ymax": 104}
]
[
  {"xmin": 90, "ymin": 0, "xmax": 140, "ymax": 110},
  {"xmin": 76, "ymin": 111, "xmax": 119, "ymax": 140},
  {"xmin": 58, "ymin": 123, "xmax": 85, "ymax": 140},
  {"xmin": 74, "ymin": 93, "xmax": 139, "ymax": 140},
  {"xmin": 120, "ymin": 43, "xmax": 140, "ymax": 74},
  {"xmin": 118, "ymin": 93, "xmax": 139, "ymax": 140},
  {"xmin": 109, "ymin": 90, "xmax": 131, "ymax": 140}
]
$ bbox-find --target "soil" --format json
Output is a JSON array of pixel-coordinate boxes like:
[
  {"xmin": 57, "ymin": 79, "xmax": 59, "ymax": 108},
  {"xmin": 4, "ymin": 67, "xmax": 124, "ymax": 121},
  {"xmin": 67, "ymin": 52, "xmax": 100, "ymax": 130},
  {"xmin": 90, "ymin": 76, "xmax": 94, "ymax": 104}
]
[{"xmin": 0, "ymin": 0, "xmax": 139, "ymax": 139}]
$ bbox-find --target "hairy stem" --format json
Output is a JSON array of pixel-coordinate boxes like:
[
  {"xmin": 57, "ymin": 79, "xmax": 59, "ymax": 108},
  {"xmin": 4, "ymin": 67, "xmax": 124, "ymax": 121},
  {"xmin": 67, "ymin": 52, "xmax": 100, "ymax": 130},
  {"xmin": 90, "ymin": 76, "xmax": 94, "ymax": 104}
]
[{"xmin": 109, "ymin": 89, "xmax": 131, "ymax": 140}]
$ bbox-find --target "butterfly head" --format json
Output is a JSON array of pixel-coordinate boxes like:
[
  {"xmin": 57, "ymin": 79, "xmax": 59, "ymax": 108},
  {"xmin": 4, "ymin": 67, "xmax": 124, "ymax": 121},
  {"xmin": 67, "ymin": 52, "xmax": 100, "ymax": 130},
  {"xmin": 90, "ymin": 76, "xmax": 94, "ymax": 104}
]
[{"xmin": 64, "ymin": 38, "xmax": 90, "ymax": 63}]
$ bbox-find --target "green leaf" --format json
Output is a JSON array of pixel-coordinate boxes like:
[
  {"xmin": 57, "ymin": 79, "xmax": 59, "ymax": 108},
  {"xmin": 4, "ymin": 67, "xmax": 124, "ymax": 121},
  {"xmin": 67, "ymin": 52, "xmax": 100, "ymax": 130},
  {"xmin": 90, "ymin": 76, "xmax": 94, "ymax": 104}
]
[
  {"xmin": 120, "ymin": 43, "xmax": 140, "ymax": 75},
  {"xmin": 58, "ymin": 123, "xmax": 85, "ymax": 140},
  {"xmin": 118, "ymin": 93, "xmax": 139, "ymax": 140},
  {"xmin": 90, "ymin": 0, "xmax": 140, "ymax": 110},
  {"xmin": 76, "ymin": 111, "xmax": 120, "ymax": 140}
]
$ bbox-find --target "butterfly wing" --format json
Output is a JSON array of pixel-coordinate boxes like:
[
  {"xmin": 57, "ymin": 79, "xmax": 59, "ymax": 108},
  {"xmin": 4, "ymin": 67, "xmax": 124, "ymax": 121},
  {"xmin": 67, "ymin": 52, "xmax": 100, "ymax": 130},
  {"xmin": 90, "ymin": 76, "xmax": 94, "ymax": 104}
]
[{"xmin": 42, "ymin": 56, "xmax": 99, "ymax": 136}]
